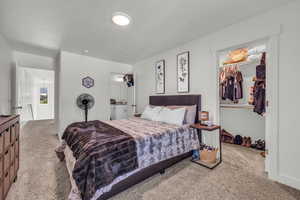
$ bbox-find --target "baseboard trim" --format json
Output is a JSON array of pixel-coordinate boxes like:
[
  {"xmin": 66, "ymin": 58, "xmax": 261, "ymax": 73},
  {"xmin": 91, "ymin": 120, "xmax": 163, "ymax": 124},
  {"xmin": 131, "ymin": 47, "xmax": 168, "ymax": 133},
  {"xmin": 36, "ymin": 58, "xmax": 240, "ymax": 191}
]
[{"xmin": 276, "ymin": 175, "xmax": 300, "ymax": 190}]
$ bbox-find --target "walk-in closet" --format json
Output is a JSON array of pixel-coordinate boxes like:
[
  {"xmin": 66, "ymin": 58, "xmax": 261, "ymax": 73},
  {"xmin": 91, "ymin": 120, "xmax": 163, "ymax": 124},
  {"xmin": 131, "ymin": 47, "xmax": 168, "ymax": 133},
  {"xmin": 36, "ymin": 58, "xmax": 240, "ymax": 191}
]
[{"xmin": 218, "ymin": 40, "xmax": 267, "ymax": 160}]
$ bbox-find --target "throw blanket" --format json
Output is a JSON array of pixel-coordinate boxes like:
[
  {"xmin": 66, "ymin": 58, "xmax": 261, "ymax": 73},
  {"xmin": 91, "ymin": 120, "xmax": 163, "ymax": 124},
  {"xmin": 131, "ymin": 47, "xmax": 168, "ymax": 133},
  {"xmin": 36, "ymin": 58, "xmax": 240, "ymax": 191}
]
[{"xmin": 62, "ymin": 120, "xmax": 138, "ymax": 200}]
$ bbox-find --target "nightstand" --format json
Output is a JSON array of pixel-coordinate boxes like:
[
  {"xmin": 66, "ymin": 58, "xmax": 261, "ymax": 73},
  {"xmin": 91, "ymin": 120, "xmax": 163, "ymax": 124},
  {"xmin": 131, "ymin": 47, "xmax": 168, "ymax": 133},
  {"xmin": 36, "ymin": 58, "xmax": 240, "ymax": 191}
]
[{"xmin": 190, "ymin": 123, "xmax": 222, "ymax": 169}]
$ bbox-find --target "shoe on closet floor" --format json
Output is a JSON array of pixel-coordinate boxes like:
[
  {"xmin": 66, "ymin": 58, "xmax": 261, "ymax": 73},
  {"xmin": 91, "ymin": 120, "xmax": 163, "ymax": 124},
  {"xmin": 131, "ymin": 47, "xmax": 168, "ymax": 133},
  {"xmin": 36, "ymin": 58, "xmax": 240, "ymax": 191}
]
[{"xmin": 246, "ymin": 137, "xmax": 252, "ymax": 148}]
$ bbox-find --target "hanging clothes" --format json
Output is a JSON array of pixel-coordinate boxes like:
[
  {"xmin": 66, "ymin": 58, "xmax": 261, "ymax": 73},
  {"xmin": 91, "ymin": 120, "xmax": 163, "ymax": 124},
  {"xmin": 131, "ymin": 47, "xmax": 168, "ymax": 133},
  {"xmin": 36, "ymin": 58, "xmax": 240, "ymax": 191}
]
[
  {"xmin": 252, "ymin": 52, "xmax": 266, "ymax": 115},
  {"xmin": 219, "ymin": 70, "xmax": 227, "ymax": 100},
  {"xmin": 234, "ymin": 71, "xmax": 243, "ymax": 100},
  {"xmin": 224, "ymin": 76, "xmax": 235, "ymax": 101},
  {"xmin": 256, "ymin": 52, "xmax": 266, "ymax": 79},
  {"xmin": 253, "ymin": 81, "xmax": 266, "ymax": 115},
  {"xmin": 219, "ymin": 67, "xmax": 244, "ymax": 103}
]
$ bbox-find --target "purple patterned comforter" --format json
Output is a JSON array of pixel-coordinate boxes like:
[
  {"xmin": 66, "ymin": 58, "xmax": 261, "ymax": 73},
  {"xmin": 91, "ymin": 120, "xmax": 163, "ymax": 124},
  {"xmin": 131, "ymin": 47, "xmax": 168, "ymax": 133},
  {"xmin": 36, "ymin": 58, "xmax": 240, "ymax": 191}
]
[
  {"xmin": 63, "ymin": 117, "xmax": 200, "ymax": 200},
  {"xmin": 62, "ymin": 120, "xmax": 138, "ymax": 200}
]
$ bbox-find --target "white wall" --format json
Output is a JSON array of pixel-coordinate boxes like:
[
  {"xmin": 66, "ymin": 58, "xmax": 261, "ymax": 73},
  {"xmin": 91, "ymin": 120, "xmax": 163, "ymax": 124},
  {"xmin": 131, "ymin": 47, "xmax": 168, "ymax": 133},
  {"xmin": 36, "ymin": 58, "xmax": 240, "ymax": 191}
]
[
  {"xmin": 0, "ymin": 34, "xmax": 13, "ymax": 114},
  {"xmin": 133, "ymin": 1, "xmax": 300, "ymax": 190},
  {"xmin": 13, "ymin": 51, "xmax": 55, "ymax": 70},
  {"xmin": 221, "ymin": 109, "xmax": 265, "ymax": 141},
  {"xmin": 58, "ymin": 51, "xmax": 132, "ymax": 136}
]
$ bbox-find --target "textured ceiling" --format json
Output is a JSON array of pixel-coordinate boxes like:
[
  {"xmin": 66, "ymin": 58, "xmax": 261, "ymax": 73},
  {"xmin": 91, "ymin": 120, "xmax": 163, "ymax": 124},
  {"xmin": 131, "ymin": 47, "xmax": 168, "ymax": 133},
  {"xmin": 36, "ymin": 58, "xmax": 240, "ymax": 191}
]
[{"xmin": 0, "ymin": 0, "xmax": 294, "ymax": 64}]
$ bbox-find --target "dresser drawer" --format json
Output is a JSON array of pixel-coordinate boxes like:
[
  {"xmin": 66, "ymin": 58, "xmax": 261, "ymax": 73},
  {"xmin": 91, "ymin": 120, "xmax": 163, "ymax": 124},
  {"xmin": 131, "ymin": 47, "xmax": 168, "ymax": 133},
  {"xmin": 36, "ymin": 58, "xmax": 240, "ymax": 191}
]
[
  {"xmin": 3, "ymin": 171, "xmax": 9, "ymax": 196},
  {"xmin": 4, "ymin": 128, "xmax": 10, "ymax": 150},
  {"xmin": 0, "ymin": 131, "xmax": 4, "ymax": 155},
  {"xmin": 10, "ymin": 163, "xmax": 15, "ymax": 183},
  {"xmin": 10, "ymin": 144, "xmax": 15, "ymax": 165},
  {"xmin": 4, "ymin": 149, "xmax": 10, "ymax": 172},
  {"xmin": 10, "ymin": 124, "xmax": 16, "ymax": 143}
]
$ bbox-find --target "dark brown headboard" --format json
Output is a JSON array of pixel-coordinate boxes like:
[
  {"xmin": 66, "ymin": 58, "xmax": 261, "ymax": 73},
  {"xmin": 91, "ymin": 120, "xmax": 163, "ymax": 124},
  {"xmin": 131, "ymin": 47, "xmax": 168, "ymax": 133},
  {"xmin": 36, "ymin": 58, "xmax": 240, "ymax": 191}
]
[{"xmin": 149, "ymin": 95, "xmax": 201, "ymax": 123}]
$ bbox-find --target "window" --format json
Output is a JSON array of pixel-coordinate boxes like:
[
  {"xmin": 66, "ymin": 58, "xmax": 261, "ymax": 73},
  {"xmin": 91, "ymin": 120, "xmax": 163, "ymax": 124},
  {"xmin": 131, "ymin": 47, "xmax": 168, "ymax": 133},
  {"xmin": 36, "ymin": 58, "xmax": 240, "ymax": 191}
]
[{"xmin": 40, "ymin": 88, "xmax": 48, "ymax": 104}]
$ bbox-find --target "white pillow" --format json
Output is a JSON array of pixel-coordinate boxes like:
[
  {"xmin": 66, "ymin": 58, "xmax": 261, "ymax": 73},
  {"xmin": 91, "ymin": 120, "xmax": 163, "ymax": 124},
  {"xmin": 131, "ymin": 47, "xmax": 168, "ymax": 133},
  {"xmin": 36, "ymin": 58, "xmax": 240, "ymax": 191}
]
[
  {"xmin": 141, "ymin": 105, "xmax": 163, "ymax": 121},
  {"xmin": 156, "ymin": 107, "xmax": 186, "ymax": 126},
  {"xmin": 167, "ymin": 105, "xmax": 197, "ymax": 125}
]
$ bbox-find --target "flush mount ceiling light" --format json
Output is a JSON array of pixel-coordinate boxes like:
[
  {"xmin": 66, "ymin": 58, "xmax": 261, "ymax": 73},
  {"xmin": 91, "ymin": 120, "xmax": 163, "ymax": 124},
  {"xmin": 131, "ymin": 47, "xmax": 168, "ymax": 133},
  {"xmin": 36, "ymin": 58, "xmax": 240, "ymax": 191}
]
[{"xmin": 112, "ymin": 12, "xmax": 131, "ymax": 26}]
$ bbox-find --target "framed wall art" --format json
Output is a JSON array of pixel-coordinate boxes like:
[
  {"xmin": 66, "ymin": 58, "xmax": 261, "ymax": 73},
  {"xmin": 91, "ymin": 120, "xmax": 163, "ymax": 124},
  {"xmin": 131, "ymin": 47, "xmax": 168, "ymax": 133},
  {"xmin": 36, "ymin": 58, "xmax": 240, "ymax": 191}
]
[
  {"xmin": 177, "ymin": 51, "xmax": 190, "ymax": 93},
  {"xmin": 155, "ymin": 60, "xmax": 165, "ymax": 94},
  {"xmin": 82, "ymin": 76, "xmax": 94, "ymax": 88}
]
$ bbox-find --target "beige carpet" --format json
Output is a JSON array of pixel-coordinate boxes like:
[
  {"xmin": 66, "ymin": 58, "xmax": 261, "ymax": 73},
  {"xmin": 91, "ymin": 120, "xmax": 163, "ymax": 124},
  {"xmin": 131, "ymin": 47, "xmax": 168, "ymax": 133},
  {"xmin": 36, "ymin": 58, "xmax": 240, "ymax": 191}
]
[{"xmin": 6, "ymin": 120, "xmax": 300, "ymax": 200}]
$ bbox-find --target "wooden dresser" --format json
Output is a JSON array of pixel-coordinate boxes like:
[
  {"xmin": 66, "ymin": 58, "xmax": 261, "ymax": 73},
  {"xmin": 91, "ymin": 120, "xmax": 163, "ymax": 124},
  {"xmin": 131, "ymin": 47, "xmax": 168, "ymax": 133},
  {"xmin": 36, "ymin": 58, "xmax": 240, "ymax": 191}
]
[{"xmin": 0, "ymin": 115, "xmax": 20, "ymax": 200}]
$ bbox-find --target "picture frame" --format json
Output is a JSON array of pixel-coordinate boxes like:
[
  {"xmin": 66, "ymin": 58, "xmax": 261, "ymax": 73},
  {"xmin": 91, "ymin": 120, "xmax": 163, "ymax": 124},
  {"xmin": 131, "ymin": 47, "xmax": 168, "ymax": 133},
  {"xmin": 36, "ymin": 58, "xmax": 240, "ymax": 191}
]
[
  {"xmin": 82, "ymin": 76, "xmax": 94, "ymax": 88},
  {"xmin": 155, "ymin": 60, "xmax": 165, "ymax": 94},
  {"xmin": 177, "ymin": 51, "xmax": 190, "ymax": 93},
  {"xmin": 40, "ymin": 87, "xmax": 48, "ymax": 104}
]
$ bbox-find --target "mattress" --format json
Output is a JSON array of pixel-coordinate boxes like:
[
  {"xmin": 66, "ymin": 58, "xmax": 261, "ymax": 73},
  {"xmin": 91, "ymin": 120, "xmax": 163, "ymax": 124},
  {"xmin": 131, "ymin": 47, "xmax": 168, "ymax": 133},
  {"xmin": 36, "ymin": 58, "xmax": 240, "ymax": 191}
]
[{"xmin": 64, "ymin": 117, "xmax": 199, "ymax": 200}]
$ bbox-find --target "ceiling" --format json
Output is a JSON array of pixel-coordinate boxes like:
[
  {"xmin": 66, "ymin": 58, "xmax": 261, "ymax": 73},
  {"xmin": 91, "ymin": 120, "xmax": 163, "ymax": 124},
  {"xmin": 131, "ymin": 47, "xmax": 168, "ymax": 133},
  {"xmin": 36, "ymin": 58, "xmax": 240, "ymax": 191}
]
[{"xmin": 0, "ymin": 0, "xmax": 294, "ymax": 64}]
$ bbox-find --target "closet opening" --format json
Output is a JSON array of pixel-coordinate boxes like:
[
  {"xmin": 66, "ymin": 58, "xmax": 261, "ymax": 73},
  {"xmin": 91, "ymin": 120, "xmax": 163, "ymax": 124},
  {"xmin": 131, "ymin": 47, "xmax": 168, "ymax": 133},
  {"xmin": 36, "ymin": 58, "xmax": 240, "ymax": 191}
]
[
  {"xmin": 217, "ymin": 39, "xmax": 269, "ymax": 175},
  {"xmin": 109, "ymin": 73, "xmax": 136, "ymax": 120}
]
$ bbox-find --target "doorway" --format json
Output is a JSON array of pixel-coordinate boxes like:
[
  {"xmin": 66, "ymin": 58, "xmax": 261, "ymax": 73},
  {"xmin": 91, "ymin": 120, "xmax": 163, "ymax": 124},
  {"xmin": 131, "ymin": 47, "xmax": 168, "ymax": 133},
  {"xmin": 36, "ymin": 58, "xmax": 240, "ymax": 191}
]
[
  {"xmin": 214, "ymin": 36, "xmax": 279, "ymax": 179},
  {"xmin": 12, "ymin": 67, "xmax": 55, "ymax": 123},
  {"xmin": 109, "ymin": 73, "xmax": 135, "ymax": 120}
]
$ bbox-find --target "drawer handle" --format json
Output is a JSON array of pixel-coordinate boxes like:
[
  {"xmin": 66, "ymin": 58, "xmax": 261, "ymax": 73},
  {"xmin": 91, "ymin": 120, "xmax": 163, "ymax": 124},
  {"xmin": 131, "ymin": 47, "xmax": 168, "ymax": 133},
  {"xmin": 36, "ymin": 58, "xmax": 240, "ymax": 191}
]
[
  {"xmin": 6, "ymin": 128, "xmax": 9, "ymax": 132},
  {"xmin": 5, "ymin": 150, "xmax": 9, "ymax": 155},
  {"xmin": 5, "ymin": 172, "xmax": 8, "ymax": 177}
]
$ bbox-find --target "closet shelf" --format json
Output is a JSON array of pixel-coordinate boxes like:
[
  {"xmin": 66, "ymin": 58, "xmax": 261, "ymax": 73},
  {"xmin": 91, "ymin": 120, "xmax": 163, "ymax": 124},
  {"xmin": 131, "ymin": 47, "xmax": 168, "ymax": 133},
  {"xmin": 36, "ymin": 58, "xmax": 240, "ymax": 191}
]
[
  {"xmin": 219, "ymin": 58, "xmax": 260, "ymax": 68},
  {"xmin": 220, "ymin": 104, "xmax": 254, "ymax": 109}
]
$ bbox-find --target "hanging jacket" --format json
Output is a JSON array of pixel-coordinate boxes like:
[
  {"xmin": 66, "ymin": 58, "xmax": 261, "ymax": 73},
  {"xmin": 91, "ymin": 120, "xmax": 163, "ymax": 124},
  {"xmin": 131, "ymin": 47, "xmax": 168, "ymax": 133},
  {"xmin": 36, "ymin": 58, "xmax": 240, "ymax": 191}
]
[
  {"xmin": 253, "ymin": 81, "xmax": 266, "ymax": 115},
  {"xmin": 224, "ymin": 76, "xmax": 235, "ymax": 101},
  {"xmin": 256, "ymin": 52, "xmax": 266, "ymax": 79},
  {"xmin": 253, "ymin": 52, "xmax": 266, "ymax": 115},
  {"xmin": 234, "ymin": 71, "xmax": 243, "ymax": 100}
]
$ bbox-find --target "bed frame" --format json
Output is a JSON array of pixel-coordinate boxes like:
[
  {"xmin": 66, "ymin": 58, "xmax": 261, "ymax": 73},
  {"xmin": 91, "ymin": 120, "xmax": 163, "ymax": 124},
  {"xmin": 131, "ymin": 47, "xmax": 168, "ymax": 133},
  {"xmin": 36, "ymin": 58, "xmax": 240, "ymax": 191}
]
[{"xmin": 98, "ymin": 95, "xmax": 201, "ymax": 200}]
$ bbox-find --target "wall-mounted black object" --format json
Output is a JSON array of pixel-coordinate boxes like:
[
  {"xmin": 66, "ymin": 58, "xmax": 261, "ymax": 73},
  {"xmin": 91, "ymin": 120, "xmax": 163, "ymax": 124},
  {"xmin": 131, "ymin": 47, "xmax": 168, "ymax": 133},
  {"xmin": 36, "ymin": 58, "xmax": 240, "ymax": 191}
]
[
  {"xmin": 123, "ymin": 74, "xmax": 134, "ymax": 87},
  {"xmin": 76, "ymin": 93, "xmax": 95, "ymax": 122}
]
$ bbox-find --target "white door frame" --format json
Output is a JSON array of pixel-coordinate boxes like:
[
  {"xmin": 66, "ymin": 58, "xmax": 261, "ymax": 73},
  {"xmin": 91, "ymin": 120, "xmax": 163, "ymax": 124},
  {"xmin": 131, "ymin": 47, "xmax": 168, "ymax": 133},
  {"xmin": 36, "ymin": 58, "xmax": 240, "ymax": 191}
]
[
  {"xmin": 212, "ymin": 33, "xmax": 280, "ymax": 181},
  {"xmin": 12, "ymin": 63, "xmax": 55, "ymax": 121}
]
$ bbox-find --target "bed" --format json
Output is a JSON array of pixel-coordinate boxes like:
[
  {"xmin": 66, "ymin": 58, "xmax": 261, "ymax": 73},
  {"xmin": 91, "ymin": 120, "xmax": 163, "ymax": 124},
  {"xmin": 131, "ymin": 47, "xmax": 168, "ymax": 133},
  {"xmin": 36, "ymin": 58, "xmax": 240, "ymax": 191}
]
[{"xmin": 63, "ymin": 95, "xmax": 202, "ymax": 200}]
